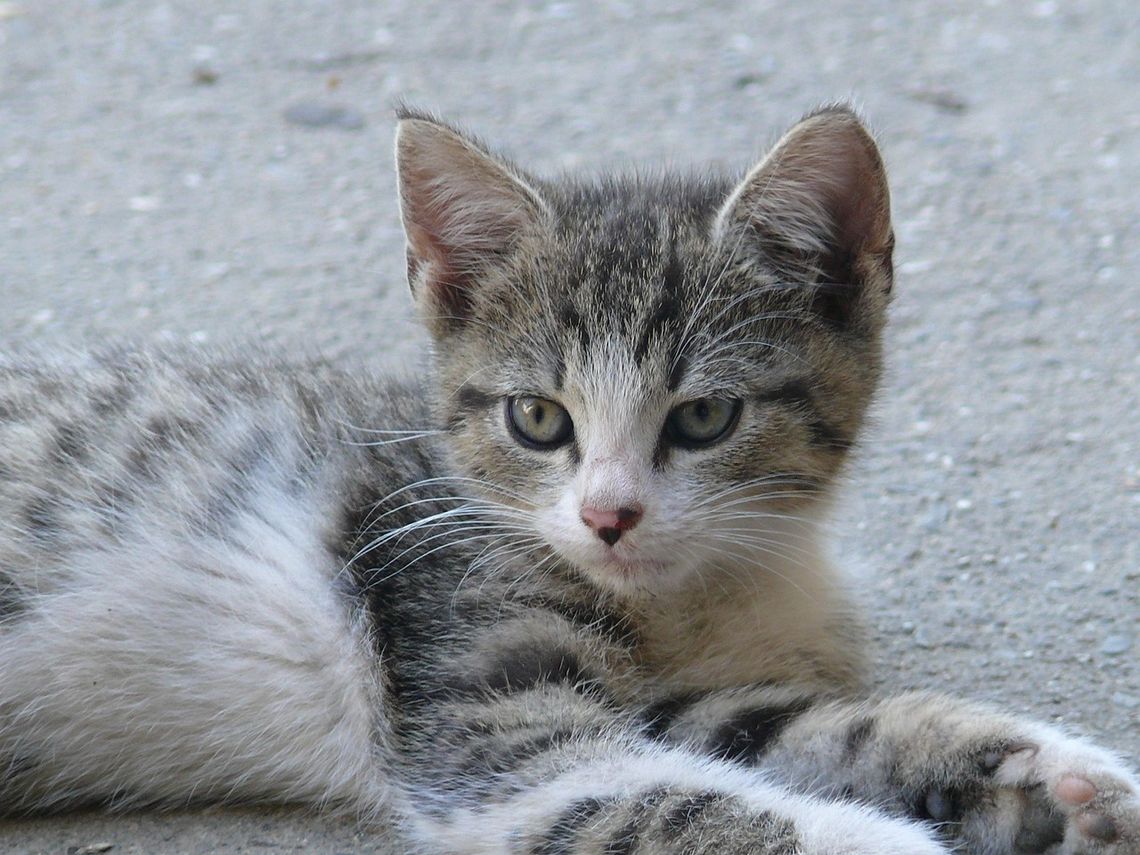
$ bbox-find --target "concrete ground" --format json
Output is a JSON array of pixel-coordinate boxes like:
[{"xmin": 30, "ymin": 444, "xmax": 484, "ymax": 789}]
[{"xmin": 1, "ymin": 0, "xmax": 1136, "ymax": 851}]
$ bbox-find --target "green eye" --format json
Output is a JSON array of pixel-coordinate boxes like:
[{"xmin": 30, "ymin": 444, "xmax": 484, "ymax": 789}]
[
  {"xmin": 665, "ymin": 397, "xmax": 741, "ymax": 447},
  {"xmin": 506, "ymin": 396, "xmax": 573, "ymax": 449}
]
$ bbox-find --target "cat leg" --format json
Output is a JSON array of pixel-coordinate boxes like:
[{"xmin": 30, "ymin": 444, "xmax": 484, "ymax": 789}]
[
  {"xmin": 648, "ymin": 687, "xmax": 1140, "ymax": 853},
  {"xmin": 841, "ymin": 694, "xmax": 1140, "ymax": 855},
  {"xmin": 412, "ymin": 737, "xmax": 947, "ymax": 854},
  {"xmin": 397, "ymin": 627, "xmax": 944, "ymax": 855}
]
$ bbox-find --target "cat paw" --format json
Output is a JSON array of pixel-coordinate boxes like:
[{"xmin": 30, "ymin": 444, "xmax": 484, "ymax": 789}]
[
  {"xmin": 940, "ymin": 730, "xmax": 1140, "ymax": 853},
  {"xmin": 998, "ymin": 733, "xmax": 1140, "ymax": 853}
]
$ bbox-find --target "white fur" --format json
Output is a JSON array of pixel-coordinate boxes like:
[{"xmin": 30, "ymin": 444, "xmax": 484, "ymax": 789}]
[{"xmin": 0, "ymin": 477, "xmax": 386, "ymax": 811}]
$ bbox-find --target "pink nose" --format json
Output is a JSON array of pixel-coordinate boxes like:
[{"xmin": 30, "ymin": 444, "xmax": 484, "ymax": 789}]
[{"xmin": 580, "ymin": 504, "xmax": 643, "ymax": 546}]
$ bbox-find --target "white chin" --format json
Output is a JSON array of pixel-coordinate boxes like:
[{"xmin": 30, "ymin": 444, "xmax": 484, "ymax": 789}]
[
  {"xmin": 577, "ymin": 555, "xmax": 691, "ymax": 597},
  {"xmin": 544, "ymin": 534, "xmax": 693, "ymax": 595}
]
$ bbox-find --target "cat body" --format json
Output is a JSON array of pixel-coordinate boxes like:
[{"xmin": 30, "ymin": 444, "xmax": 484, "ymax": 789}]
[{"xmin": 1, "ymin": 108, "xmax": 1137, "ymax": 853}]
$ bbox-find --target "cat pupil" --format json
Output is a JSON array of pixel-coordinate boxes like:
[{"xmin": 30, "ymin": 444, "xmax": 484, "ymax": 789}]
[{"xmin": 507, "ymin": 396, "xmax": 572, "ymax": 448}]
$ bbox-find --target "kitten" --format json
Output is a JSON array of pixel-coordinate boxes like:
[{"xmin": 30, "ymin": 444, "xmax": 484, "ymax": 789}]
[{"xmin": 0, "ymin": 107, "xmax": 1137, "ymax": 854}]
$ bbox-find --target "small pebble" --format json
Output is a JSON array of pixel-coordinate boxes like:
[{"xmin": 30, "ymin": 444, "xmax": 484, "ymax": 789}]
[
  {"xmin": 193, "ymin": 65, "xmax": 219, "ymax": 85},
  {"xmin": 1100, "ymin": 635, "xmax": 1133, "ymax": 656},
  {"xmin": 67, "ymin": 845, "xmax": 114, "ymax": 855},
  {"xmin": 283, "ymin": 102, "xmax": 365, "ymax": 130},
  {"xmin": 1112, "ymin": 692, "xmax": 1139, "ymax": 709},
  {"xmin": 922, "ymin": 505, "xmax": 948, "ymax": 532},
  {"xmin": 905, "ymin": 85, "xmax": 969, "ymax": 114},
  {"xmin": 128, "ymin": 195, "xmax": 161, "ymax": 212}
]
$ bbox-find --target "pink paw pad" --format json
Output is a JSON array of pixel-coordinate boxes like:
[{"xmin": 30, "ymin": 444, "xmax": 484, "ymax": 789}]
[{"xmin": 1056, "ymin": 775, "xmax": 1097, "ymax": 806}]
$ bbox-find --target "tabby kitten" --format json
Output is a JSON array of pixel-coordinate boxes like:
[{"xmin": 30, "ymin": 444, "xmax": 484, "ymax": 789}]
[{"xmin": 0, "ymin": 107, "xmax": 1137, "ymax": 854}]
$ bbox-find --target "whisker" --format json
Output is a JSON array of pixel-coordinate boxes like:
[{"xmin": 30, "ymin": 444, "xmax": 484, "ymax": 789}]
[
  {"xmin": 365, "ymin": 520, "xmax": 537, "ymax": 579},
  {"xmin": 339, "ymin": 433, "xmax": 442, "ymax": 448},
  {"xmin": 695, "ymin": 539, "xmax": 814, "ymax": 600}
]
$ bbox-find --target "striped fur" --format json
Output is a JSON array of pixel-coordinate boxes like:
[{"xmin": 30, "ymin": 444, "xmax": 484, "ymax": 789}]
[{"xmin": 1, "ymin": 110, "xmax": 1137, "ymax": 853}]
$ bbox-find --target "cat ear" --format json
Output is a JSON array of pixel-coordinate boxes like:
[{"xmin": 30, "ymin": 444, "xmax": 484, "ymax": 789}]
[
  {"xmin": 714, "ymin": 106, "xmax": 894, "ymax": 329},
  {"xmin": 395, "ymin": 112, "xmax": 549, "ymax": 331}
]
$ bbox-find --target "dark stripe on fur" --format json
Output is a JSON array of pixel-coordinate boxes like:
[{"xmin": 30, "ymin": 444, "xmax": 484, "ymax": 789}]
[
  {"xmin": 666, "ymin": 353, "xmax": 688, "ymax": 393},
  {"xmin": 633, "ymin": 237, "xmax": 683, "ymax": 365},
  {"xmin": 449, "ymin": 385, "xmax": 495, "ymax": 431},
  {"xmin": 483, "ymin": 646, "xmax": 593, "ymax": 695},
  {"xmin": 662, "ymin": 791, "xmax": 723, "ymax": 835},
  {"xmin": 812, "ymin": 254, "xmax": 858, "ymax": 330},
  {"xmin": 755, "ymin": 380, "xmax": 813, "ymax": 407},
  {"xmin": 755, "ymin": 381, "xmax": 851, "ymax": 451},
  {"xmin": 553, "ymin": 353, "xmax": 566, "ymax": 393},
  {"xmin": 456, "ymin": 384, "xmax": 495, "ymax": 412},
  {"xmin": 456, "ymin": 728, "xmax": 578, "ymax": 782},
  {"xmin": 558, "ymin": 301, "xmax": 591, "ymax": 353},
  {"xmin": 340, "ymin": 498, "xmax": 480, "ymax": 714},
  {"xmin": 805, "ymin": 419, "xmax": 852, "ymax": 452},
  {"xmin": 750, "ymin": 811, "xmax": 801, "ymax": 855},
  {"xmin": 603, "ymin": 818, "xmax": 639, "ymax": 855},
  {"xmin": 640, "ymin": 693, "xmax": 702, "ymax": 740},
  {"xmin": 843, "ymin": 716, "xmax": 875, "ymax": 760},
  {"xmin": 21, "ymin": 495, "xmax": 60, "ymax": 544},
  {"xmin": 126, "ymin": 414, "xmax": 191, "ymax": 481},
  {"xmin": 708, "ymin": 701, "xmax": 812, "ymax": 764},
  {"xmin": 633, "ymin": 293, "xmax": 681, "ymax": 365},
  {"xmin": 443, "ymin": 646, "xmax": 602, "ymax": 699},
  {"xmin": 50, "ymin": 421, "xmax": 90, "ymax": 465},
  {"xmin": 534, "ymin": 797, "xmax": 607, "ymax": 855},
  {"xmin": 89, "ymin": 374, "xmax": 135, "ymax": 418},
  {"xmin": 518, "ymin": 595, "xmax": 638, "ymax": 650},
  {"xmin": 0, "ymin": 568, "xmax": 26, "ymax": 620},
  {"xmin": 603, "ymin": 788, "xmax": 669, "ymax": 855}
]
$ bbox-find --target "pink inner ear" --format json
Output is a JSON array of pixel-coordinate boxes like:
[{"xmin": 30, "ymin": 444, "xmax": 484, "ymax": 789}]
[
  {"xmin": 806, "ymin": 134, "xmax": 892, "ymax": 258},
  {"xmin": 396, "ymin": 118, "xmax": 548, "ymax": 325},
  {"xmin": 724, "ymin": 110, "xmax": 892, "ymax": 264},
  {"xmin": 403, "ymin": 219, "xmax": 471, "ymax": 320}
]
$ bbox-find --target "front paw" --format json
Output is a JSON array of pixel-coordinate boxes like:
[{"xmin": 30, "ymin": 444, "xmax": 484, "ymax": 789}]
[
  {"xmin": 992, "ymin": 730, "xmax": 1139, "ymax": 853},
  {"xmin": 927, "ymin": 729, "xmax": 1140, "ymax": 854}
]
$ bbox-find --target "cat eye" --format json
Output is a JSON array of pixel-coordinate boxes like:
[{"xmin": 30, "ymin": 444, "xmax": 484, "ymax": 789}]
[
  {"xmin": 506, "ymin": 396, "xmax": 573, "ymax": 450},
  {"xmin": 665, "ymin": 397, "xmax": 741, "ymax": 448}
]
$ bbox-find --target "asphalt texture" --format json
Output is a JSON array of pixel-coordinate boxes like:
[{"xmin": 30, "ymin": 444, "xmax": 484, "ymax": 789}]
[{"xmin": 1, "ymin": 1, "xmax": 1137, "ymax": 852}]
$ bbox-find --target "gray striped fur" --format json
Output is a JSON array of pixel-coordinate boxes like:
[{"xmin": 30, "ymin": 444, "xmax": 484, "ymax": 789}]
[{"xmin": 1, "ymin": 109, "xmax": 1137, "ymax": 853}]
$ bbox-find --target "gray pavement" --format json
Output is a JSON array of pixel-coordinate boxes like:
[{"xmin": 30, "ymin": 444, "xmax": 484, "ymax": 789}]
[{"xmin": 1, "ymin": 1, "xmax": 1137, "ymax": 851}]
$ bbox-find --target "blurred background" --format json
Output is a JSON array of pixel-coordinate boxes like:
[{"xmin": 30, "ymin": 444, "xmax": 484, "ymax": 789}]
[{"xmin": 1, "ymin": 1, "xmax": 1136, "ymax": 851}]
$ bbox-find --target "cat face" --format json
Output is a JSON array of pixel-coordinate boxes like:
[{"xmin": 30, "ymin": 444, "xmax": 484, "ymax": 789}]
[{"xmin": 396, "ymin": 108, "xmax": 894, "ymax": 598}]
